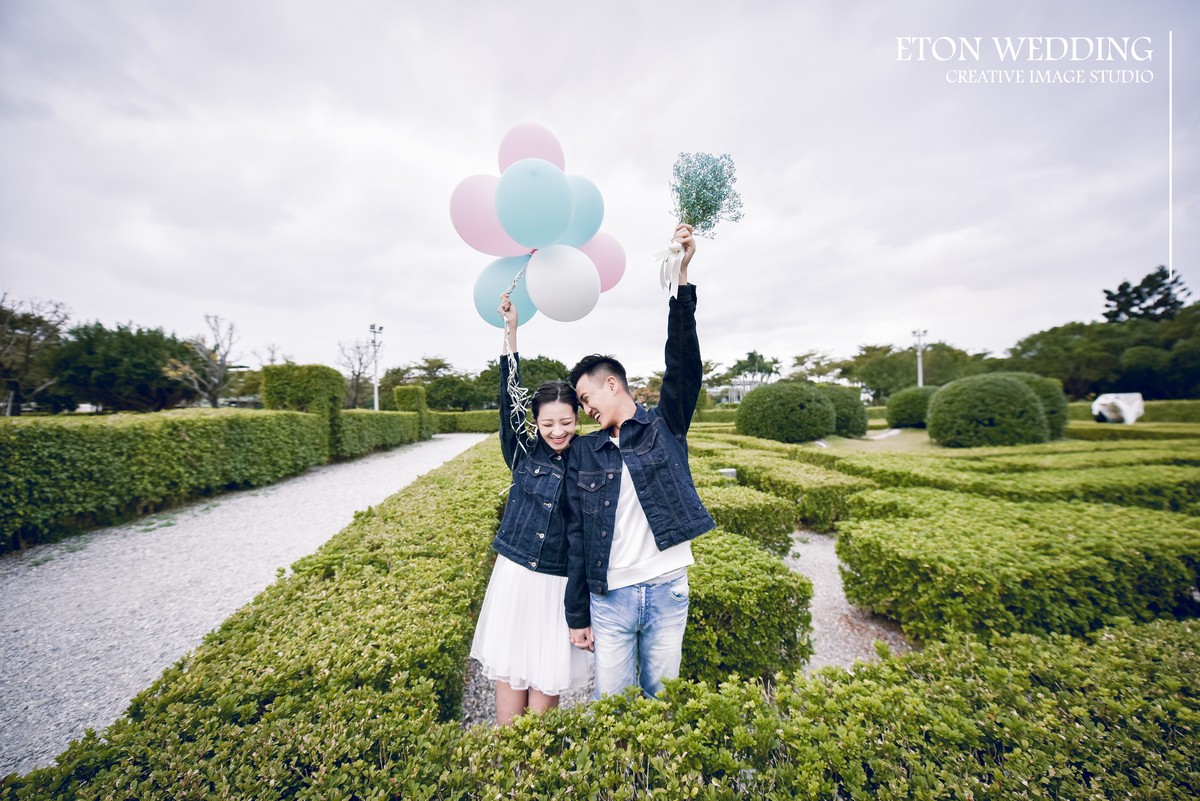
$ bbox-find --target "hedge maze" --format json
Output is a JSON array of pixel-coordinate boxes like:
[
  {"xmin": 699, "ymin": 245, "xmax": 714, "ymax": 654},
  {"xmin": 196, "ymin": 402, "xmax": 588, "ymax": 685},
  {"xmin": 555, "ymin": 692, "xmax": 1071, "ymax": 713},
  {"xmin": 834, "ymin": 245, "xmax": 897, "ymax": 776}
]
[{"xmin": 2, "ymin": 406, "xmax": 1199, "ymax": 798}]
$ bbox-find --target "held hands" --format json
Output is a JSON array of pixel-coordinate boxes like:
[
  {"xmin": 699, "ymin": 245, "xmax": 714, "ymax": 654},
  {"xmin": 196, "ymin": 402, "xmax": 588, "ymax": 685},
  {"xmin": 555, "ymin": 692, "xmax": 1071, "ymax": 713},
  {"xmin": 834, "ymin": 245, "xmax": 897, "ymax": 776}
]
[{"xmin": 569, "ymin": 626, "xmax": 594, "ymax": 652}]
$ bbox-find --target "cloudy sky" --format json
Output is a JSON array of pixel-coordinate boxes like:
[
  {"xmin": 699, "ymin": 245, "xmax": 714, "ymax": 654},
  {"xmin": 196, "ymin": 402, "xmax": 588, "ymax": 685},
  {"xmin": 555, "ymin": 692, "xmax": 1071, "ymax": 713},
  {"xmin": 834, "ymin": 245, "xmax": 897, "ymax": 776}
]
[{"xmin": 2, "ymin": 0, "xmax": 1196, "ymax": 383}]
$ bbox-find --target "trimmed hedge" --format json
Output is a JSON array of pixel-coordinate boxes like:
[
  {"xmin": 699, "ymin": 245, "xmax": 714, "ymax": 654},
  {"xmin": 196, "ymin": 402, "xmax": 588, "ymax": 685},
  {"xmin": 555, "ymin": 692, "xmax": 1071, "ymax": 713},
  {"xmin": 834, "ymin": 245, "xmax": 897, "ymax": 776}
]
[
  {"xmin": 1069, "ymin": 398, "xmax": 1200, "ymax": 423},
  {"xmin": 837, "ymin": 487, "xmax": 1200, "ymax": 641},
  {"xmin": 394, "ymin": 385, "xmax": 436, "ymax": 439},
  {"xmin": 332, "ymin": 410, "xmax": 421, "ymax": 459},
  {"xmin": 814, "ymin": 384, "xmax": 868, "ymax": 438},
  {"xmin": 790, "ymin": 446, "xmax": 1200, "ymax": 513},
  {"xmin": 0, "ymin": 409, "xmax": 324, "ymax": 551},
  {"xmin": 1067, "ymin": 420, "xmax": 1200, "ymax": 440},
  {"xmin": 446, "ymin": 622, "xmax": 1200, "ymax": 800},
  {"xmin": 696, "ymin": 484, "xmax": 796, "ymax": 555},
  {"xmin": 695, "ymin": 406, "xmax": 738, "ymax": 423},
  {"xmin": 928, "ymin": 374, "xmax": 1049, "ymax": 447},
  {"xmin": 2, "ymin": 438, "xmax": 814, "ymax": 796},
  {"xmin": 431, "ymin": 410, "xmax": 501, "ymax": 433},
  {"xmin": 708, "ymin": 448, "xmax": 876, "ymax": 531},
  {"xmin": 885, "ymin": 385, "xmax": 940, "ymax": 428},
  {"xmin": 685, "ymin": 529, "xmax": 814, "ymax": 686},
  {"xmin": 261, "ymin": 364, "xmax": 344, "ymax": 462},
  {"xmin": 736, "ymin": 382, "xmax": 836, "ymax": 443}
]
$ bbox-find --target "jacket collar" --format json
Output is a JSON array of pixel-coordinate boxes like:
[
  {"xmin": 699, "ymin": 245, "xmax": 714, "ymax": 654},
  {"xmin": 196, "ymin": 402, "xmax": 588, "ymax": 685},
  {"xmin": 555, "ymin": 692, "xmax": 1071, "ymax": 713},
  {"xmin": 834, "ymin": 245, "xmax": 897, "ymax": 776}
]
[{"xmin": 589, "ymin": 404, "xmax": 653, "ymax": 450}]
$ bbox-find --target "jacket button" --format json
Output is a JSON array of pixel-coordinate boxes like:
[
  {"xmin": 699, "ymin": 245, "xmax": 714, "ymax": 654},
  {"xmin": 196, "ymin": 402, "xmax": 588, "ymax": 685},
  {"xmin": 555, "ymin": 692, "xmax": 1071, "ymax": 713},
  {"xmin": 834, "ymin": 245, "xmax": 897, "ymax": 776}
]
[
  {"xmin": 600, "ymin": 530, "xmax": 608, "ymax": 538},
  {"xmin": 595, "ymin": 560, "xmax": 602, "ymax": 567},
  {"xmin": 607, "ymin": 473, "xmax": 613, "ymax": 479},
  {"xmin": 537, "ymin": 531, "xmax": 545, "ymax": 539},
  {"xmin": 590, "ymin": 482, "xmax": 595, "ymax": 488},
  {"xmin": 543, "ymin": 501, "xmax": 552, "ymax": 509},
  {"xmin": 529, "ymin": 561, "xmax": 537, "ymax": 569},
  {"xmin": 534, "ymin": 467, "xmax": 541, "ymax": 474},
  {"xmin": 603, "ymin": 500, "xmax": 610, "ymax": 507}
]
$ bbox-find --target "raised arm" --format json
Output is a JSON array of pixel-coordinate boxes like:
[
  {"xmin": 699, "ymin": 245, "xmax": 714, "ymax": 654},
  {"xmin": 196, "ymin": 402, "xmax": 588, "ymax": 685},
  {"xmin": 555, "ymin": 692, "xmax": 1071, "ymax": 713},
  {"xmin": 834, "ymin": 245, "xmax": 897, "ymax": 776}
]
[
  {"xmin": 657, "ymin": 224, "xmax": 702, "ymax": 437},
  {"xmin": 497, "ymin": 294, "xmax": 525, "ymax": 468}
]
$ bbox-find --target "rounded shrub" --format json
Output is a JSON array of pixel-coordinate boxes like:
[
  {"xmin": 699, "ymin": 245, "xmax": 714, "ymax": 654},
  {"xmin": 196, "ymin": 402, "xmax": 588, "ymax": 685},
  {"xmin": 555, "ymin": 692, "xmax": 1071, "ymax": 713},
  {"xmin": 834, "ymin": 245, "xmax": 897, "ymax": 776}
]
[
  {"xmin": 988, "ymin": 371, "xmax": 1069, "ymax": 439},
  {"xmin": 814, "ymin": 384, "xmax": 868, "ymax": 437},
  {"xmin": 886, "ymin": 385, "xmax": 940, "ymax": 428},
  {"xmin": 735, "ymin": 382, "xmax": 836, "ymax": 443},
  {"xmin": 927, "ymin": 374, "xmax": 1049, "ymax": 448}
]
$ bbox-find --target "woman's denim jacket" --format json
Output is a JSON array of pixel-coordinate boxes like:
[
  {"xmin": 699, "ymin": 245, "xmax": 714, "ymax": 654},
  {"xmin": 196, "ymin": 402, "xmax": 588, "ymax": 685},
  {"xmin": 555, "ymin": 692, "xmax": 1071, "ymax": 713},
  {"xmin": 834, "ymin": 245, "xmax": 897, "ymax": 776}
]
[
  {"xmin": 563, "ymin": 285, "xmax": 715, "ymax": 629},
  {"xmin": 492, "ymin": 354, "xmax": 570, "ymax": 576}
]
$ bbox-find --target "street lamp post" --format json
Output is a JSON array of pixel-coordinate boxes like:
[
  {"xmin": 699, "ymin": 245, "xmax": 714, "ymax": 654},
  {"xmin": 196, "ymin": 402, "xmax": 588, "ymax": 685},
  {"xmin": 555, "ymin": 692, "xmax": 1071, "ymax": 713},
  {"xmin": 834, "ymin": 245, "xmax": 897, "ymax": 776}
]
[
  {"xmin": 369, "ymin": 323, "xmax": 383, "ymax": 411},
  {"xmin": 912, "ymin": 329, "xmax": 928, "ymax": 388}
]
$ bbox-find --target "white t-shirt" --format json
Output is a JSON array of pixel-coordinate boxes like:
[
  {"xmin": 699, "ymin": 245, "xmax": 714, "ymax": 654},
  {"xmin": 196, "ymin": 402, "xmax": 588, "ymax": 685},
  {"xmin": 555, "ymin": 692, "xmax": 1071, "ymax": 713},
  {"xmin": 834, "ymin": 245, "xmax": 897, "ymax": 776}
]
[{"xmin": 606, "ymin": 437, "xmax": 693, "ymax": 590}]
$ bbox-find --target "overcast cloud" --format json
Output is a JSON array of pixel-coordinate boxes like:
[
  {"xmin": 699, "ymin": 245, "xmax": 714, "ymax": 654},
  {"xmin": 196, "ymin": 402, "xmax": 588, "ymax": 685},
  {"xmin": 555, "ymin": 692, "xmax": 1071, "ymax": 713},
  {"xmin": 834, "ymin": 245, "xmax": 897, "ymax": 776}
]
[{"xmin": 1, "ymin": 0, "xmax": 1196, "ymax": 382}]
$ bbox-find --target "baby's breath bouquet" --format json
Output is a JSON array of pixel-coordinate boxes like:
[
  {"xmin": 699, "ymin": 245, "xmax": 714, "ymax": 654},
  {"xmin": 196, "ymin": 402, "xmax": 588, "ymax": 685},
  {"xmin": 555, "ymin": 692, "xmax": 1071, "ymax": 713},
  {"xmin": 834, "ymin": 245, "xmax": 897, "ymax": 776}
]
[
  {"xmin": 670, "ymin": 152, "xmax": 744, "ymax": 237},
  {"xmin": 658, "ymin": 152, "xmax": 744, "ymax": 295}
]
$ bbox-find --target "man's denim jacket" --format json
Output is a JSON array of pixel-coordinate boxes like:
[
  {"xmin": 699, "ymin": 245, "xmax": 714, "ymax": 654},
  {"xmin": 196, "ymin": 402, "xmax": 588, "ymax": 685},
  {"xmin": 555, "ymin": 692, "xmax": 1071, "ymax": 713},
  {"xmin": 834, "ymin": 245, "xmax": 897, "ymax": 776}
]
[
  {"xmin": 564, "ymin": 284, "xmax": 715, "ymax": 629},
  {"xmin": 492, "ymin": 354, "xmax": 570, "ymax": 576}
]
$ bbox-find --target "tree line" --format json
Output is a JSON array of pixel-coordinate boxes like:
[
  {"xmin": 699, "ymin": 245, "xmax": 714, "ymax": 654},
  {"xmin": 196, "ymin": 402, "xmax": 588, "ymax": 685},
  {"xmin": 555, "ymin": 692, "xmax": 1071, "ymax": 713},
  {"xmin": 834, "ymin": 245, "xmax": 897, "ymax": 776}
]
[{"xmin": 1, "ymin": 266, "xmax": 1192, "ymax": 415}]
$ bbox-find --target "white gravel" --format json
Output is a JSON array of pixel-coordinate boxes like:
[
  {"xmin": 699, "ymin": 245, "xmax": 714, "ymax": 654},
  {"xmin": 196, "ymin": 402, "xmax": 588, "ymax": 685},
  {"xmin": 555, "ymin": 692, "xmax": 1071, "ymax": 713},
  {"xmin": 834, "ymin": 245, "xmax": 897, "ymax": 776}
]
[
  {"xmin": 786, "ymin": 530, "xmax": 912, "ymax": 673},
  {"xmin": 0, "ymin": 433, "xmax": 487, "ymax": 778}
]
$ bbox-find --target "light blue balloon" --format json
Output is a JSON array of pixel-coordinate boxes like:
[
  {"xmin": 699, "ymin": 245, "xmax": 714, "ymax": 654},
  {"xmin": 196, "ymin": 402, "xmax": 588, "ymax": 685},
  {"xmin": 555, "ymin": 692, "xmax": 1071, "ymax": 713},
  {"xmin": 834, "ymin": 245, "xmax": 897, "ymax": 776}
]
[
  {"xmin": 473, "ymin": 255, "xmax": 537, "ymax": 328},
  {"xmin": 559, "ymin": 175, "xmax": 605, "ymax": 247},
  {"xmin": 495, "ymin": 158, "xmax": 573, "ymax": 249}
]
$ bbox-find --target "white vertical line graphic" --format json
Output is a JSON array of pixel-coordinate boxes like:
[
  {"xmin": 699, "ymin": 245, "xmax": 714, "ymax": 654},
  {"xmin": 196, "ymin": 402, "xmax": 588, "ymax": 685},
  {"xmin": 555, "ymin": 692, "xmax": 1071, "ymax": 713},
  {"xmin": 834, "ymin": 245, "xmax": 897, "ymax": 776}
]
[{"xmin": 1169, "ymin": 30, "xmax": 1174, "ymax": 278}]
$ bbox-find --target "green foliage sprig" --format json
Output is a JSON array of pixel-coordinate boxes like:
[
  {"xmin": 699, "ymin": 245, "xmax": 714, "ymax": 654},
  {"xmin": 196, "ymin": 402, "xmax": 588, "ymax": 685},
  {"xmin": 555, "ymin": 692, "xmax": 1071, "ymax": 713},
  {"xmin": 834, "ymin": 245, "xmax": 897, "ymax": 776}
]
[{"xmin": 670, "ymin": 152, "xmax": 744, "ymax": 237}]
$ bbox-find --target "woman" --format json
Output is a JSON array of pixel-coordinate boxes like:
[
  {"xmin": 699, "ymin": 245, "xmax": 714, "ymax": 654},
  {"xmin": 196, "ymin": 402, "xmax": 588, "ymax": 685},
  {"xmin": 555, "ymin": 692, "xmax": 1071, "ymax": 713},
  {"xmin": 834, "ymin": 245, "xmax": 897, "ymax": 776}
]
[{"xmin": 469, "ymin": 294, "xmax": 590, "ymax": 725}]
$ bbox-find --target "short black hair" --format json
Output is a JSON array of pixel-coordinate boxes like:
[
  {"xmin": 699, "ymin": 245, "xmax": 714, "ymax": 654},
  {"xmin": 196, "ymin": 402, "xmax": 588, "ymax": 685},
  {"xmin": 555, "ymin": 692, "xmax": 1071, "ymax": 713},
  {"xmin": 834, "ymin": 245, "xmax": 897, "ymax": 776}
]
[
  {"xmin": 569, "ymin": 354, "xmax": 629, "ymax": 392},
  {"xmin": 530, "ymin": 380, "xmax": 578, "ymax": 417}
]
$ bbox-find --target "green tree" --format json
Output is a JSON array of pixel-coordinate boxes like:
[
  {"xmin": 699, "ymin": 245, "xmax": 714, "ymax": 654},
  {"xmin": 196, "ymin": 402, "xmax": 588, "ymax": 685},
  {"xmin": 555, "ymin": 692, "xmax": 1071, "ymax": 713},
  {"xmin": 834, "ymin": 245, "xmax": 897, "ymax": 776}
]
[
  {"xmin": 48, "ymin": 322, "xmax": 198, "ymax": 411},
  {"xmin": 1103, "ymin": 266, "xmax": 1190, "ymax": 322},
  {"xmin": 426, "ymin": 374, "xmax": 484, "ymax": 411},
  {"xmin": 475, "ymin": 355, "xmax": 568, "ymax": 405},
  {"xmin": 730, "ymin": 350, "xmax": 781, "ymax": 385},
  {"xmin": 0, "ymin": 294, "xmax": 71, "ymax": 415}
]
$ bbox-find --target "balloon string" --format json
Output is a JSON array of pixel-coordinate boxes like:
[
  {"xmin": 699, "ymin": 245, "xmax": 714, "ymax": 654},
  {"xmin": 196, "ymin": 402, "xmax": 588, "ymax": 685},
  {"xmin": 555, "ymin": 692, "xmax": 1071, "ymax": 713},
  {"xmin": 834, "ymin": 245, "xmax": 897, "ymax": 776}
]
[{"xmin": 501, "ymin": 262, "xmax": 531, "ymax": 465}]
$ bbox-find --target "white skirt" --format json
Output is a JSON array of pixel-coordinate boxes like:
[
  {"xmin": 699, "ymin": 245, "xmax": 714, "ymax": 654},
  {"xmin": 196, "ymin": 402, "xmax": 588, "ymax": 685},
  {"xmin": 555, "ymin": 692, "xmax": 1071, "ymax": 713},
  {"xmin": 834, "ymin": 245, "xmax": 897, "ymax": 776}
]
[{"xmin": 470, "ymin": 555, "xmax": 591, "ymax": 695}]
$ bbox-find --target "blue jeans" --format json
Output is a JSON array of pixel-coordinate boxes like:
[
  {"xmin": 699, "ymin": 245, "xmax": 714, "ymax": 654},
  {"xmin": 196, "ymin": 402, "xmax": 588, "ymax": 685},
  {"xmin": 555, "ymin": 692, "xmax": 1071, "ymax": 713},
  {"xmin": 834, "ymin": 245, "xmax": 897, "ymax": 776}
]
[{"xmin": 589, "ymin": 570, "xmax": 689, "ymax": 699}]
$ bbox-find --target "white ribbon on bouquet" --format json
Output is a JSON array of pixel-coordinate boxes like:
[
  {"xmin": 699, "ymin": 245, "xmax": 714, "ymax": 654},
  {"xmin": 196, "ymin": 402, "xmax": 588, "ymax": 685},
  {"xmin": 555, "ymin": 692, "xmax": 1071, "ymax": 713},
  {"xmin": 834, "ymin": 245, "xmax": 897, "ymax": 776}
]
[{"xmin": 654, "ymin": 241, "xmax": 685, "ymax": 299}]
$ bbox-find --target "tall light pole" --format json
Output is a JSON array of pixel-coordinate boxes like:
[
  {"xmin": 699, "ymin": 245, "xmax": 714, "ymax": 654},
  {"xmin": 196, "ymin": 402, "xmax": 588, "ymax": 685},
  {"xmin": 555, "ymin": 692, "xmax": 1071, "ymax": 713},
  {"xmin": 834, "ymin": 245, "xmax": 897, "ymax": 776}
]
[
  {"xmin": 912, "ymin": 329, "xmax": 928, "ymax": 388},
  {"xmin": 369, "ymin": 323, "xmax": 383, "ymax": 411}
]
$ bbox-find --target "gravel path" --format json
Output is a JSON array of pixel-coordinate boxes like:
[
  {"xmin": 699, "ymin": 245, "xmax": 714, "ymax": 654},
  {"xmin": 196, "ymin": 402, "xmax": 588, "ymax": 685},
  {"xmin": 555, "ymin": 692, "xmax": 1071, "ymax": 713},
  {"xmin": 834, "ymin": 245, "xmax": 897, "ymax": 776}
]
[
  {"xmin": 460, "ymin": 528, "xmax": 913, "ymax": 727},
  {"xmin": 785, "ymin": 530, "xmax": 912, "ymax": 673},
  {"xmin": 0, "ymin": 433, "xmax": 488, "ymax": 778}
]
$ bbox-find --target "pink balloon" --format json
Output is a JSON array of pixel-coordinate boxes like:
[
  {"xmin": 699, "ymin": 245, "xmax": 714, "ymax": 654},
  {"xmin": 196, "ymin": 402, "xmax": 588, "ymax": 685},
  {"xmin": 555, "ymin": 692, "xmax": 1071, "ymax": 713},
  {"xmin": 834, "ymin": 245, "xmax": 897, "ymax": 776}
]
[
  {"xmin": 579, "ymin": 231, "xmax": 626, "ymax": 292},
  {"xmin": 449, "ymin": 175, "xmax": 529, "ymax": 257},
  {"xmin": 498, "ymin": 123, "xmax": 566, "ymax": 173}
]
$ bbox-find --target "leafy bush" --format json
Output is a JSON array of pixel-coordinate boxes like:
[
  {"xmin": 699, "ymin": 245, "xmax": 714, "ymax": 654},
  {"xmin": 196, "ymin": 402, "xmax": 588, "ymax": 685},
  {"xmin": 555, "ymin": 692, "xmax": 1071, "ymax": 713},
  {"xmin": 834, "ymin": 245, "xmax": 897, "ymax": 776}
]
[
  {"xmin": 333, "ymin": 410, "xmax": 421, "ymax": 459},
  {"xmin": 814, "ymin": 384, "xmax": 868, "ymax": 437},
  {"xmin": 261, "ymin": 364, "xmax": 344, "ymax": 461},
  {"xmin": 0, "ymin": 409, "xmax": 324, "ymax": 551},
  {"xmin": 685, "ymin": 529, "xmax": 813, "ymax": 686},
  {"xmin": 990, "ymin": 371, "xmax": 1069, "ymax": 439},
  {"xmin": 694, "ymin": 406, "xmax": 738, "ymax": 423},
  {"xmin": 837, "ymin": 487, "xmax": 1200, "ymax": 641},
  {"xmin": 736, "ymin": 382, "xmax": 835, "ymax": 443},
  {"xmin": 695, "ymin": 484, "xmax": 796, "ymax": 555},
  {"xmin": 885, "ymin": 385, "xmax": 940, "ymax": 428},
  {"xmin": 1067, "ymin": 421, "xmax": 1200, "ymax": 440},
  {"xmin": 927, "ymin": 374, "xmax": 1049, "ymax": 447}
]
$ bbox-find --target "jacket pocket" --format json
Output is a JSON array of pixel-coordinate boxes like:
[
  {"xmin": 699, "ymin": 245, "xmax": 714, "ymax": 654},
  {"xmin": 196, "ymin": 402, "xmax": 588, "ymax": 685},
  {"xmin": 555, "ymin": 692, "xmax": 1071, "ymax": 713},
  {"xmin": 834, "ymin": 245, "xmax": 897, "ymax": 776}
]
[{"xmin": 576, "ymin": 469, "xmax": 607, "ymax": 516}]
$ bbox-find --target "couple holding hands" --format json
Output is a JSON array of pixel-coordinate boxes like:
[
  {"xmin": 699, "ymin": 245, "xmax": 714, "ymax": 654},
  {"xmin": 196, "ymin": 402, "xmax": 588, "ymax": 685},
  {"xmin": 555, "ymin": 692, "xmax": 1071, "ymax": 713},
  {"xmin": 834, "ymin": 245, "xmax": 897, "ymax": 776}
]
[{"xmin": 469, "ymin": 224, "xmax": 715, "ymax": 725}]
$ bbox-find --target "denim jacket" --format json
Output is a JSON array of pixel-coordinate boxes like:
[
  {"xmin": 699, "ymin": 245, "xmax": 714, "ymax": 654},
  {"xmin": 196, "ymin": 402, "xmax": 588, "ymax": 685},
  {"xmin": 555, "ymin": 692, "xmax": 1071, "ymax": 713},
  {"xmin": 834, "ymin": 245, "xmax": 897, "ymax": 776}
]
[
  {"xmin": 492, "ymin": 354, "xmax": 570, "ymax": 576},
  {"xmin": 563, "ymin": 284, "xmax": 715, "ymax": 628}
]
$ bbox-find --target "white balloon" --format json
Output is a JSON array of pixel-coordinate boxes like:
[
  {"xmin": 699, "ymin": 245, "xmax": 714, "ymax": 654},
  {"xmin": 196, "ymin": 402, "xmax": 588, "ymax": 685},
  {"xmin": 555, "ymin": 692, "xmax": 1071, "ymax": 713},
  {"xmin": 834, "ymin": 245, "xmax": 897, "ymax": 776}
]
[{"xmin": 525, "ymin": 245, "xmax": 601, "ymax": 322}]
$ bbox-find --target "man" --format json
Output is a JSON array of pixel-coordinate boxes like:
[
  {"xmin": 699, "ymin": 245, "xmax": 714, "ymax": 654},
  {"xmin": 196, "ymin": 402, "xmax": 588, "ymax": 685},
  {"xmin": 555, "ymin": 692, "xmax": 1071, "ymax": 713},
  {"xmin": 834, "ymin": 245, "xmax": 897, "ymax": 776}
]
[{"xmin": 564, "ymin": 223, "xmax": 715, "ymax": 699}]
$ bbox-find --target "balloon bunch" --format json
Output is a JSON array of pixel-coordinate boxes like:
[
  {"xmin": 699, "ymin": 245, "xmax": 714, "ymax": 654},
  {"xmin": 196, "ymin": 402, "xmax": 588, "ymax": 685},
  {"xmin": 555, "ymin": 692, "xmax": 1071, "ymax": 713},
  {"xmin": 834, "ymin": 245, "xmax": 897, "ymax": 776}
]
[{"xmin": 450, "ymin": 123, "xmax": 627, "ymax": 327}]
